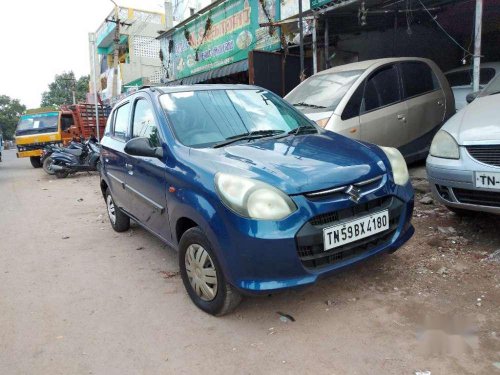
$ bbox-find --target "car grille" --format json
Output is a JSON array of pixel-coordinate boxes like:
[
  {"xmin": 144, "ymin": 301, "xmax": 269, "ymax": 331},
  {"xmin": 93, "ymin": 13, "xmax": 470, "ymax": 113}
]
[
  {"xmin": 296, "ymin": 196, "xmax": 404, "ymax": 270},
  {"xmin": 466, "ymin": 145, "xmax": 500, "ymax": 167},
  {"xmin": 453, "ymin": 188, "xmax": 500, "ymax": 207},
  {"xmin": 304, "ymin": 175, "xmax": 385, "ymax": 201}
]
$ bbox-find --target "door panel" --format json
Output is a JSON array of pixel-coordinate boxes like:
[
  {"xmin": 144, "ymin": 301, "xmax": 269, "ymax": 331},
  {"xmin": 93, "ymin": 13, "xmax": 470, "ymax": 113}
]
[
  {"xmin": 405, "ymin": 89, "xmax": 445, "ymax": 143},
  {"xmin": 359, "ymin": 64, "xmax": 409, "ymax": 148},
  {"xmin": 124, "ymin": 97, "xmax": 170, "ymax": 240},
  {"xmin": 359, "ymin": 101, "xmax": 408, "ymax": 147},
  {"xmin": 102, "ymin": 102, "xmax": 131, "ymax": 210}
]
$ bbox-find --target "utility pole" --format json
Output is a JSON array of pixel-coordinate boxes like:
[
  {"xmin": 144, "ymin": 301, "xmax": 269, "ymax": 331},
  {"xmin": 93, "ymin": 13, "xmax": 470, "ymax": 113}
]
[
  {"xmin": 61, "ymin": 78, "xmax": 77, "ymax": 104},
  {"xmin": 472, "ymin": 0, "xmax": 483, "ymax": 92},
  {"xmin": 298, "ymin": 0, "xmax": 304, "ymax": 81},
  {"xmin": 88, "ymin": 32, "xmax": 100, "ymax": 140},
  {"xmin": 105, "ymin": 1, "xmax": 132, "ymax": 100}
]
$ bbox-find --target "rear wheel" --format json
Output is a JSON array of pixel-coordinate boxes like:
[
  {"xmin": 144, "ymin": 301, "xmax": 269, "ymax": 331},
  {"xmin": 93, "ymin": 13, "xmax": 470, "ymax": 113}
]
[
  {"xmin": 55, "ymin": 170, "xmax": 69, "ymax": 179},
  {"xmin": 179, "ymin": 227, "xmax": 241, "ymax": 316},
  {"xmin": 105, "ymin": 188, "xmax": 130, "ymax": 232},
  {"xmin": 42, "ymin": 157, "xmax": 55, "ymax": 175},
  {"xmin": 30, "ymin": 156, "xmax": 42, "ymax": 168}
]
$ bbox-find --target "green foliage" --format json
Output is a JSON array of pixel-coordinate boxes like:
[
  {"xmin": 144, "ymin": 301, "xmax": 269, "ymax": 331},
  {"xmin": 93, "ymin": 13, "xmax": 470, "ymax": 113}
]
[
  {"xmin": 40, "ymin": 71, "xmax": 90, "ymax": 107},
  {"xmin": 0, "ymin": 95, "xmax": 26, "ymax": 140}
]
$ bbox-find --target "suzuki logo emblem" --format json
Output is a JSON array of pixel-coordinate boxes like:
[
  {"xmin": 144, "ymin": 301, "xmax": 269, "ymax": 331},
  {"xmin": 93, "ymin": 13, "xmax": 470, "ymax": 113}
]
[{"xmin": 344, "ymin": 185, "xmax": 362, "ymax": 203}]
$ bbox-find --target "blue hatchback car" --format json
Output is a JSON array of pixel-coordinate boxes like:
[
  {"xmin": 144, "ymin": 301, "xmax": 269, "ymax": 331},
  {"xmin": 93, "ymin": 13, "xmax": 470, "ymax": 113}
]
[{"xmin": 100, "ymin": 85, "xmax": 414, "ymax": 315}]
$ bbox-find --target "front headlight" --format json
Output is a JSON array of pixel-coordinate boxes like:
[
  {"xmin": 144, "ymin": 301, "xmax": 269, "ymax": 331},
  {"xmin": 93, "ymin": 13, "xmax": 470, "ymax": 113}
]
[
  {"xmin": 215, "ymin": 173, "xmax": 297, "ymax": 220},
  {"xmin": 430, "ymin": 130, "xmax": 460, "ymax": 159},
  {"xmin": 380, "ymin": 146, "xmax": 409, "ymax": 186}
]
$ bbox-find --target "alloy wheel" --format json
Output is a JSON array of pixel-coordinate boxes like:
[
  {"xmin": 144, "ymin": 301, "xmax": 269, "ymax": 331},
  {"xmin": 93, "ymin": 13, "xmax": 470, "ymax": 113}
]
[{"xmin": 185, "ymin": 244, "xmax": 218, "ymax": 301}]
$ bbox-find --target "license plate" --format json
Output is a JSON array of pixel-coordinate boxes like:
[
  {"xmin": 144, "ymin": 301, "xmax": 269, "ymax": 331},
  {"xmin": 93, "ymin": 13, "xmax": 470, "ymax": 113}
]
[
  {"xmin": 323, "ymin": 210, "xmax": 389, "ymax": 251},
  {"xmin": 474, "ymin": 171, "xmax": 500, "ymax": 190}
]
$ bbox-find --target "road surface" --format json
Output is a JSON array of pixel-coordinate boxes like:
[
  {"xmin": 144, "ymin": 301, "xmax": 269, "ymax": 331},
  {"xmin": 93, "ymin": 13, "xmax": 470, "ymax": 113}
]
[{"xmin": 1, "ymin": 149, "xmax": 498, "ymax": 374}]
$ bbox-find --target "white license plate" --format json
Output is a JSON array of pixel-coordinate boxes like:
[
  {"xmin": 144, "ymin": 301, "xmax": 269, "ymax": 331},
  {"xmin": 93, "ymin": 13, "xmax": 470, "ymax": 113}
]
[
  {"xmin": 474, "ymin": 171, "xmax": 500, "ymax": 190},
  {"xmin": 323, "ymin": 210, "xmax": 389, "ymax": 251}
]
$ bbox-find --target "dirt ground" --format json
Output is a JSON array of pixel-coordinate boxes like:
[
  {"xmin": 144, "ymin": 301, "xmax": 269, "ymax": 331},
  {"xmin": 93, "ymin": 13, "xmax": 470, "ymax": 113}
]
[{"xmin": 0, "ymin": 148, "xmax": 499, "ymax": 375}]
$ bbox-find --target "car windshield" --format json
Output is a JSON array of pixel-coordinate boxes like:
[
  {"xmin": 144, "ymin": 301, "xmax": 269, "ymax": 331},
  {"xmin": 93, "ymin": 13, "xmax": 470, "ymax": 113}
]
[
  {"xmin": 480, "ymin": 73, "xmax": 500, "ymax": 97},
  {"xmin": 285, "ymin": 70, "xmax": 364, "ymax": 113},
  {"xmin": 16, "ymin": 112, "xmax": 59, "ymax": 136},
  {"xmin": 159, "ymin": 89, "xmax": 316, "ymax": 148}
]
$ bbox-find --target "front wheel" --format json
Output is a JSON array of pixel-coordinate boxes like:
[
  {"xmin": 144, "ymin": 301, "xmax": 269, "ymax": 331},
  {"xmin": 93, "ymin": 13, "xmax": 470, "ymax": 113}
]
[
  {"xmin": 179, "ymin": 227, "xmax": 241, "ymax": 316},
  {"xmin": 42, "ymin": 157, "xmax": 55, "ymax": 175},
  {"xmin": 30, "ymin": 156, "xmax": 42, "ymax": 168}
]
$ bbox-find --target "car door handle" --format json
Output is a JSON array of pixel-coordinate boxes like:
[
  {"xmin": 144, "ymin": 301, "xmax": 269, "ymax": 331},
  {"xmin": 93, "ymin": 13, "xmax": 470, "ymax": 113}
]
[
  {"xmin": 125, "ymin": 163, "xmax": 133, "ymax": 170},
  {"xmin": 437, "ymin": 100, "xmax": 444, "ymax": 107},
  {"xmin": 397, "ymin": 114, "xmax": 406, "ymax": 122}
]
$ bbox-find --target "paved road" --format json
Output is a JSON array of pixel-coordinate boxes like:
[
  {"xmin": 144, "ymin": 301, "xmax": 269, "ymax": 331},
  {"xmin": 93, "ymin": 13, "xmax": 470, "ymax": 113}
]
[{"xmin": 0, "ymin": 149, "xmax": 497, "ymax": 374}]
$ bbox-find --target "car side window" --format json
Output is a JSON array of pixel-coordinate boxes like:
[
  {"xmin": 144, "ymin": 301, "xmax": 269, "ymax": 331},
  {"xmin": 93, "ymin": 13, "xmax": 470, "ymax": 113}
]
[
  {"xmin": 132, "ymin": 99, "xmax": 161, "ymax": 148},
  {"xmin": 480, "ymin": 68, "xmax": 495, "ymax": 85},
  {"xmin": 341, "ymin": 83, "xmax": 364, "ymax": 120},
  {"xmin": 362, "ymin": 65, "xmax": 400, "ymax": 113},
  {"xmin": 400, "ymin": 61, "xmax": 439, "ymax": 98},
  {"xmin": 113, "ymin": 102, "xmax": 131, "ymax": 141}
]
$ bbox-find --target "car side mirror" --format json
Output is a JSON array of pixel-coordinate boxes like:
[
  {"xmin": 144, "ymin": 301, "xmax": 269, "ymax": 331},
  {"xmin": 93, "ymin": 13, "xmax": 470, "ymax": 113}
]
[
  {"xmin": 466, "ymin": 91, "xmax": 479, "ymax": 104},
  {"xmin": 124, "ymin": 137, "xmax": 163, "ymax": 159}
]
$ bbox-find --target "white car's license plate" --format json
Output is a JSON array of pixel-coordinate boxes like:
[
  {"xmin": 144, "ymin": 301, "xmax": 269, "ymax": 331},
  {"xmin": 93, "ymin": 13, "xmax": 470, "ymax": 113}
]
[
  {"xmin": 323, "ymin": 210, "xmax": 389, "ymax": 251},
  {"xmin": 474, "ymin": 171, "xmax": 500, "ymax": 190}
]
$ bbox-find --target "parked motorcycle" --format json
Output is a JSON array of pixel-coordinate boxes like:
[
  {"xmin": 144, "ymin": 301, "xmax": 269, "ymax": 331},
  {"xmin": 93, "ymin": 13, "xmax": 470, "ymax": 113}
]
[
  {"xmin": 41, "ymin": 140, "xmax": 84, "ymax": 175},
  {"xmin": 50, "ymin": 138, "xmax": 101, "ymax": 178}
]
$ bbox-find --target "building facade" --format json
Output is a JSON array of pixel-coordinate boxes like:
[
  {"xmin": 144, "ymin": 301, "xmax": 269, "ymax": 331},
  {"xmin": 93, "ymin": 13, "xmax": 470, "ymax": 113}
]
[{"xmin": 95, "ymin": 7, "xmax": 166, "ymax": 103}]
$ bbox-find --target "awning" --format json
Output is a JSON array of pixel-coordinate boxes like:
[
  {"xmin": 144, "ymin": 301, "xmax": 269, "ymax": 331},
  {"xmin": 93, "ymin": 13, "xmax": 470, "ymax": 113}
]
[{"xmin": 165, "ymin": 59, "xmax": 249, "ymax": 85}]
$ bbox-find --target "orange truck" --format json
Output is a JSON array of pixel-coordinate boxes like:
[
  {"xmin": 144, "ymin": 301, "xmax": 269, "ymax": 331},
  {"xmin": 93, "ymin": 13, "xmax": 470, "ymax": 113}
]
[{"xmin": 15, "ymin": 104, "xmax": 109, "ymax": 168}]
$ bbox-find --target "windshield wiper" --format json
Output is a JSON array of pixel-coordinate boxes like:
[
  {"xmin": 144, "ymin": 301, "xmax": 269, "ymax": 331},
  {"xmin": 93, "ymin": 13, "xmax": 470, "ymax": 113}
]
[
  {"xmin": 213, "ymin": 130, "xmax": 285, "ymax": 148},
  {"xmin": 288, "ymin": 125, "xmax": 317, "ymax": 136},
  {"xmin": 292, "ymin": 102, "xmax": 326, "ymax": 109}
]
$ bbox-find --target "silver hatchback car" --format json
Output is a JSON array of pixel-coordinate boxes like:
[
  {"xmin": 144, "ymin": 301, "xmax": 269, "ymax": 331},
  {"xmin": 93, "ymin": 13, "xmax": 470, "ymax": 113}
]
[
  {"xmin": 427, "ymin": 73, "xmax": 500, "ymax": 215},
  {"xmin": 285, "ymin": 57, "xmax": 455, "ymax": 163}
]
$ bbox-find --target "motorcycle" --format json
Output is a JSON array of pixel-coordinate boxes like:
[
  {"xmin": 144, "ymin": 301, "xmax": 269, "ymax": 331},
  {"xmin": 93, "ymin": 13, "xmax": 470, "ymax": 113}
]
[
  {"xmin": 41, "ymin": 140, "xmax": 84, "ymax": 175},
  {"xmin": 50, "ymin": 138, "xmax": 101, "ymax": 178}
]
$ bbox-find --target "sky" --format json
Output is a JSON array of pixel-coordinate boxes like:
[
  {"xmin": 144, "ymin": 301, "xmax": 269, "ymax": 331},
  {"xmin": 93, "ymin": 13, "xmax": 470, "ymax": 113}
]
[{"xmin": 0, "ymin": 0, "xmax": 165, "ymax": 109}]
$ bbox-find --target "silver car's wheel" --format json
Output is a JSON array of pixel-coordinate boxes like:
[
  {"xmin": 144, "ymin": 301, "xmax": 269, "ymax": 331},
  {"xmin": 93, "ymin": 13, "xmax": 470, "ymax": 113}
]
[
  {"xmin": 185, "ymin": 244, "xmax": 218, "ymax": 301},
  {"xmin": 106, "ymin": 194, "xmax": 116, "ymax": 225}
]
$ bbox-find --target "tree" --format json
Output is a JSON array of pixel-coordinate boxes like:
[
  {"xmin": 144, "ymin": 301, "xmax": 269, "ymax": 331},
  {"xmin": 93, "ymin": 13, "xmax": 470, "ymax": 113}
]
[
  {"xmin": 40, "ymin": 71, "xmax": 90, "ymax": 107},
  {"xmin": 0, "ymin": 95, "xmax": 26, "ymax": 140}
]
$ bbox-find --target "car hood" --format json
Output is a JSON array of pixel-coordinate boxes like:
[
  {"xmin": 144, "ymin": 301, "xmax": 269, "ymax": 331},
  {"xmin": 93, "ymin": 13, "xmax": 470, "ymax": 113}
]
[
  {"xmin": 192, "ymin": 132, "xmax": 388, "ymax": 195},
  {"xmin": 443, "ymin": 94, "xmax": 500, "ymax": 145}
]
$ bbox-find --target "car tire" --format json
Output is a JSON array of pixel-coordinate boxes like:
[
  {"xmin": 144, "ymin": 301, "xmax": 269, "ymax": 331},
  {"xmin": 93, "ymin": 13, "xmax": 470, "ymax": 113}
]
[
  {"xmin": 105, "ymin": 188, "xmax": 130, "ymax": 232},
  {"xmin": 42, "ymin": 157, "xmax": 55, "ymax": 175},
  {"xmin": 30, "ymin": 156, "xmax": 42, "ymax": 168},
  {"xmin": 179, "ymin": 227, "xmax": 242, "ymax": 316}
]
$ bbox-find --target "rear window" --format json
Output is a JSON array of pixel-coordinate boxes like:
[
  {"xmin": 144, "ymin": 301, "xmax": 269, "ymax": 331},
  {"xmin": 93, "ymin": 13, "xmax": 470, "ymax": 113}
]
[
  {"xmin": 400, "ymin": 61, "xmax": 439, "ymax": 98},
  {"xmin": 113, "ymin": 102, "xmax": 130, "ymax": 141}
]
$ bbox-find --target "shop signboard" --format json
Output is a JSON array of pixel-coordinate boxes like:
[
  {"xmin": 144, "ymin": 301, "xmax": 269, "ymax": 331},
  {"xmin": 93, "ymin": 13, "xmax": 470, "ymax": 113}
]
[
  {"xmin": 160, "ymin": 0, "xmax": 280, "ymax": 80},
  {"xmin": 310, "ymin": 0, "xmax": 332, "ymax": 9}
]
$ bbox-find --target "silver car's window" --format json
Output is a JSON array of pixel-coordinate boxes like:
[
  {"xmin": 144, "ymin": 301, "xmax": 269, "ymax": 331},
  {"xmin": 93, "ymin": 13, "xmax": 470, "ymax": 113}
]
[
  {"xmin": 363, "ymin": 65, "xmax": 401, "ymax": 112},
  {"xmin": 400, "ymin": 61, "xmax": 439, "ymax": 98},
  {"xmin": 160, "ymin": 89, "xmax": 313, "ymax": 148},
  {"xmin": 286, "ymin": 70, "xmax": 363, "ymax": 113},
  {"xmin": 446, "ymin": 68, "xmax": 495, "ymax": 86}
]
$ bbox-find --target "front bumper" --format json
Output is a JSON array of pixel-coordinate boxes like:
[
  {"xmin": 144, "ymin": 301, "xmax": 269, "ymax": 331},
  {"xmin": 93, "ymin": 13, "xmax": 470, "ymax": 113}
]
[
  {"xmin": 212, "ymin": 177, "xmax": 414, "ymax": 294},
  {"xmin": 427, "ymin": 149, "xmax": 500, "ymax": 215}
]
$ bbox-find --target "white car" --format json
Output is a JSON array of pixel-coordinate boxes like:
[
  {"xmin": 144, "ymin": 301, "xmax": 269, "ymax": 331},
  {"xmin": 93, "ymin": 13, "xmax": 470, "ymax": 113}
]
[
  {"xmin": 426, "ymin": 73, "xmax": 500, "ymax": 215},
  {"xmin": 445, "ymin": 62, "xmax": 500, "ymax": 111}
]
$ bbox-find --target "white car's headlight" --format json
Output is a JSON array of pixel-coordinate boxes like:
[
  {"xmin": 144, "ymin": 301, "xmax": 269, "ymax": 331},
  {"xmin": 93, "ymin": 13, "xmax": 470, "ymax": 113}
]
[
  {"xmin": 430, "ymin": 130, "xmax": 460, "ymax": 159},
  {"xmin": 380, "ymin": 146, "xmax": 409, "ymax": 186},
  {"xmin": 215, "ymin": 173, "xmax": 297, "ymax": 220}
]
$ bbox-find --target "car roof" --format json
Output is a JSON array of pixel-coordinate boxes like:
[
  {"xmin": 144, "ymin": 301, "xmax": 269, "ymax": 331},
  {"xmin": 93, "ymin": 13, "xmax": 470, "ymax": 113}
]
[
  {"xmin": 138, "ymin": 84, "xmax": 264, "ymax": 95},
  {"xmin": 445, "ymin": 62, "xmax": 500, "ymax": 74},
  {"xmin": 314, "ymin": 57, "xmax": 434, "ymax": 76}
]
